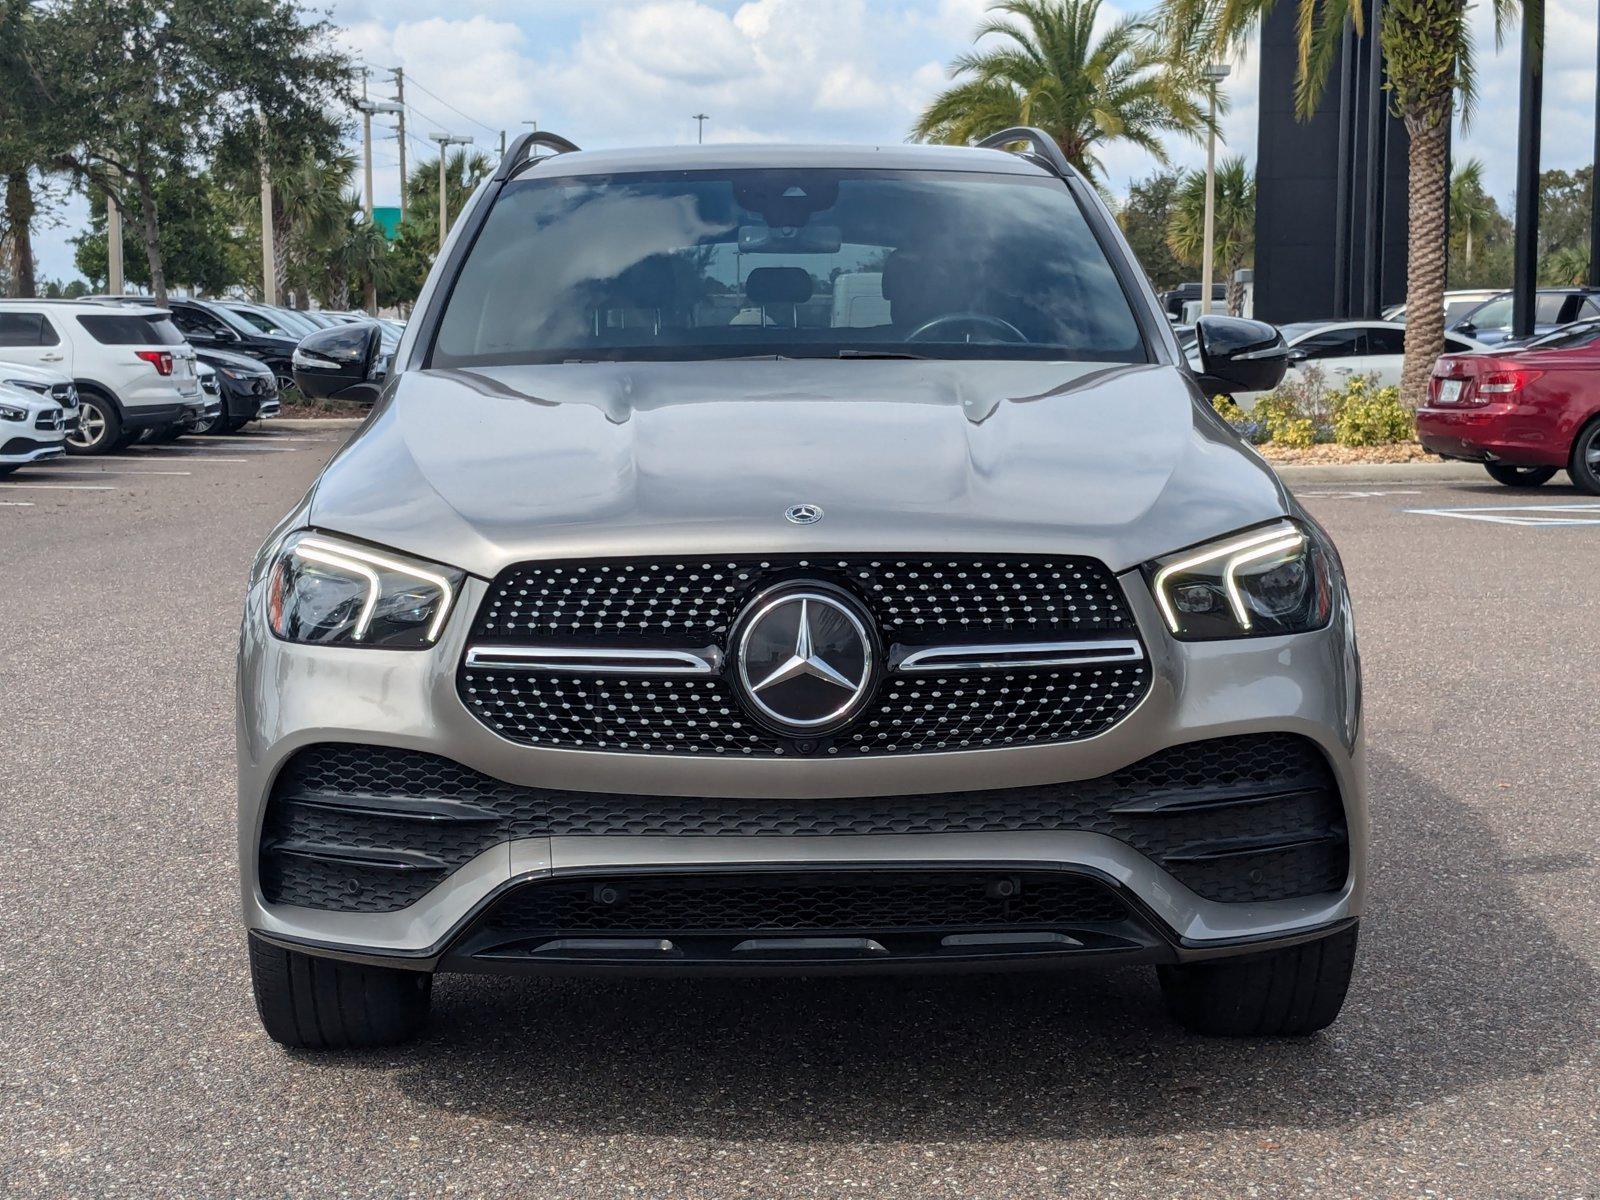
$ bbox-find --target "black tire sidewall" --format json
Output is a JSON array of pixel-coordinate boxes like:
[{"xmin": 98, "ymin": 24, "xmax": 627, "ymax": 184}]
[{"xmin": 1570, "ymin": 420, "xmax": 1600, "ymax": 494}]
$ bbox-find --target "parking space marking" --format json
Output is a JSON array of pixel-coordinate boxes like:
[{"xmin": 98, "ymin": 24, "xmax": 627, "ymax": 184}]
[
  {"xmin": 1407, "ymin": 503, "xmax": 1600, "ymax": 526},
  {"xmin": 0, "ymin": 500, "xmax": 35, "ymax": 506},
  {"xmin": 45, "ymin": 468, "xmax": 192, "ymax": 476},
  {"xmin": 86, "ymin": 455, "xmax": 251, "ymax": 464},
  {"xmin": 0, "ymin": 482, "xmax": 117, "ymax": 491}
]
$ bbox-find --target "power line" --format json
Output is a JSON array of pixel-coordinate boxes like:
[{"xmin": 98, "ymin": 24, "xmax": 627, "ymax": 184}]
[{"xmin": 403, "ymin": 75, "xmax": 499, "ymax": 138}]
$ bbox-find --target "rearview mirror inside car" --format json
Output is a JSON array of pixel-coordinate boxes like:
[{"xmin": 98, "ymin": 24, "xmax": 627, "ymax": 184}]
[
  {"xmin": 291, "ymin": 321, "xmax": 383, "ymax": 404},
  {"xmin": 1193, "ymin": 315, "xmax": 1288, "ymax": 398}
]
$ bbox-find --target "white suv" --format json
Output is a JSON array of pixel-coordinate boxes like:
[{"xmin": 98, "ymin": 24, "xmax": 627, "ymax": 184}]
[{"xmin": 0, "ymin": 300, "xmax": 203, "ymax": 454}]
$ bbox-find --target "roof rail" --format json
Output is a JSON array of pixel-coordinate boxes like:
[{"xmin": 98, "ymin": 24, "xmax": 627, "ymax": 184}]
[
  {"xmin": 974, "ymin": 127, "xmax": 1074, "ymax": 180},
  {"xmin": 494, "ymin": 130, "xmax": 581, "ymax": 181}
]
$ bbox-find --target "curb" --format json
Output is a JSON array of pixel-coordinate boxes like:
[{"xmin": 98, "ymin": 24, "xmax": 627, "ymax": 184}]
[
  {"xmin": 1271, "ymin": 462, "xmax": 1485, "ymax": 483},
  {"xmin": 264, "ymin": 417, "xmax": 366, "ymax": 430}
]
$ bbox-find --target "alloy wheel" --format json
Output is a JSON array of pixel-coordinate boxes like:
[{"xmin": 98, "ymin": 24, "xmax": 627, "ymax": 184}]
[{"xmin": 69, "ymin": 400, "xmax": 107, "ymax": 449}]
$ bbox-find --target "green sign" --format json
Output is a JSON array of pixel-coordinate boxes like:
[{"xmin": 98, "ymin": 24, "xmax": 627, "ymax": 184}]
[{"xmin": 373, "ymin": 206, "xmax": 402, "ymax": 240}]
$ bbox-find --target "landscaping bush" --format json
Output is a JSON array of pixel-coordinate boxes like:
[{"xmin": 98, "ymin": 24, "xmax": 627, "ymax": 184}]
[
  {"xmin": 1331, "ymin": 379, "xmax": 1414, "ymax": 446},
  {"xmin": 1272, "ymin": 417, "xmax": 1317, "ymax": 448}
]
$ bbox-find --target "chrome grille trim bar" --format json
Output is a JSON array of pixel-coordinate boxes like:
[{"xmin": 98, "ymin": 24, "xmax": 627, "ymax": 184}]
[
  {"xmin": 464, "ymin": 645, "xmax": 723, "ymax": 675},
  {"xmin": 891, "ymin": 638, "xmax": 1145, "ymax": 674}
]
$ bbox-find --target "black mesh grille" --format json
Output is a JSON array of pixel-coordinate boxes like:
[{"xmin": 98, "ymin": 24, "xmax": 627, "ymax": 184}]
[
  {"xmin": 258, "ymin": 735, "xmax": 1348, "ymax": 913},
  {"xmin": 475, "ymin": 870, "xmax": 1131, "ymax": 938},
  {"xmin": 458, "ymin": 662, "xmax": 1151, "ymax": 756},
  {"xmin": 474, "ymin": 554, "xmax": 1134, "ymax": 643}
]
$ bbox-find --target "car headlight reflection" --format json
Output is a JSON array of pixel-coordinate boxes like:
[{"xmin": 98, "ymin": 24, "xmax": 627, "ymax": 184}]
[
  {"xmin": 1147, "ymin": 521, "xmax": 1333, "ymax": 640},
  {"xmin": 266, "ymin": 532, "xmax": 463, "ymax": 648}
]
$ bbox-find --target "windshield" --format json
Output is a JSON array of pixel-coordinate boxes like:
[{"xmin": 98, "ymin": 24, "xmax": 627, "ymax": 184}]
[{"xmin": 431, "ymin": 169, "xmax": 1146, "ymax": 366}]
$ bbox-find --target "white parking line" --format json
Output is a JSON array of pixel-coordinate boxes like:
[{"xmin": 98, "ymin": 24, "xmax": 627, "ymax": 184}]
[
  {"xmin": 85, "ymin": 455, "xmax": 250, "ymax": 464},
  {"xmin": 1407, "ymin": 503, "xmax": 1600, "ymax": 527},
  {"xmin": 43, "ymin": 468, "xmax": 192, "ymax": 476},
  {"xmin": 0, "ymin": 482, "xmax": 117, "ymax": 491},
  {"xmin": 205, "ymin": 435, "xmax": 319, "ymax": 444},
  {"xmin": 0, "ymin": 500, "xmax": 35, "ymax": 506}
]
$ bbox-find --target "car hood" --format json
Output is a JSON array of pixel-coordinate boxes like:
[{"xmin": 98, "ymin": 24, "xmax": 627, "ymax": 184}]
[
  {"xmin": 195, "ymin": 345, "xmax": 274, "ymax": 374},
  {"xmin": 307, "ymin": 359, "xmax": 1288, "ymax": 578},
  {"xmin": 0, "ymin": 358, "xmax": 71, "ymax": 387}
]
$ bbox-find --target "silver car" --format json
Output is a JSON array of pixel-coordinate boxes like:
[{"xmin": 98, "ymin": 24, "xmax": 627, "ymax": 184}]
[{"xmin": 240, "ymin": 130, "xmax": 1363, "ymax": 1048}]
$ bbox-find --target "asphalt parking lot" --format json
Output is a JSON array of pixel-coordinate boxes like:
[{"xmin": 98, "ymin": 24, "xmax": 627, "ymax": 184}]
[{"xmin": 2, "ymin": 434, "xmax": 1596, "ymax": 1199}]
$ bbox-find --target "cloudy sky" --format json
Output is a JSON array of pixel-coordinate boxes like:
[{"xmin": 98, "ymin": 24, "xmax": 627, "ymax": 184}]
[{"xmin": 31, "ymin": 0, "xmax": 1600, "ymax": 282}]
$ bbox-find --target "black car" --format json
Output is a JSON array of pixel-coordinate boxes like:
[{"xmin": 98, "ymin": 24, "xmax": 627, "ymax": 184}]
[
  {"xmin": 190, "ymin": 345, "xmax": 281, "ymax": 433},
  {"xmin": 163, "ymin": 299, "xmax": 300, "ymax": 392}
]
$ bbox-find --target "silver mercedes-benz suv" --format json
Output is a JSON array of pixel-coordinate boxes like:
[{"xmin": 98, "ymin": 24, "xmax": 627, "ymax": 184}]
[{"xmin": 241, "ymin": 129, "xmax": 1363, "ymax": 1048}]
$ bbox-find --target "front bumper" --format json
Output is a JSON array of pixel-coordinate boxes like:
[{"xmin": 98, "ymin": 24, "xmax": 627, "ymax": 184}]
[
  {"xmin": 239, "ymin": 572, "xmax": 1366, "ymax": 973},
  {"xmin": 0, "ymin": 435, "xmax": 67, "ymax": 465}
]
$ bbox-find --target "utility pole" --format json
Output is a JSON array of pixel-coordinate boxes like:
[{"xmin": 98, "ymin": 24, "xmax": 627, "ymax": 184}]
[
  {"xmin": 259, "ymin": 113, "xmax": 277, "ymax": 305},
  {"xmin": 692, "ymin": 113, "xmax": 709, "ymax": 144},
  {"xmin": 499, "ymin": 130, "xmax": 506, "ymax": 156},
  {"xmin": 105, "ymin": 177, "xmax": 124, "ymax": 296},
  {"xmin": 1200, "ymin": 64, "xmax": 1230, "ymax": 317},
  {"xmin": 1512, "ymin": 0, "xmax": 1543, "ymax": 339},
  {"xmin": 356, "ymin": 92, "xmax": 404, "ymax": 221},
  {"xmin": 359, "ymin": 70, "xmax": 374, "ymax": 222},
  {"xmin": 430, "ymin": 133, "xmax": 473, "ymax": 255},
  {"xmin": 391, "ymin": 67, "xmax": 407, "ymax": 221}
]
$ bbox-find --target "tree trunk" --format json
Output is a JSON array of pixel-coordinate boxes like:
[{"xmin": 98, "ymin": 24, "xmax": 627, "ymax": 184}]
[
  {"xmin": 1398, "ymin": 116, "xmax": 1449, "ymax": 409},
  {"xmin": 133, "ymin": 165, "xmax": 166, "ymax": 306},
  {"xmin": 1225, "ymin": 258, "xmax": 1245, "ymax": 317},
  {"xmin": 3, "ymin": 169, "xmax": 37, "ymax": 298}
]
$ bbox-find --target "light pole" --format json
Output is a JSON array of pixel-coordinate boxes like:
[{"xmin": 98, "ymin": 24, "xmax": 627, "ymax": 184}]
[
  {"xmin": 355, "ymin": 96, "xmax": 404, "ymax": 220},
  {"xmin": 430, "ymin": 133, "xmax": 473, "ymax": 255},
  {"xmin": 692, "ymin": 113, "xmax": 709, "ymax": 144},
  {"xmin": 1200, "ymin": 63, "xmax": 1231, "ymax": 317}
]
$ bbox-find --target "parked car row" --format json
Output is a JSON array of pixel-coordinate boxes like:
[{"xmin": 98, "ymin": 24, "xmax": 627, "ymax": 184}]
[
  {"xmin": 0, "ymin": 297, "xmax": 292, "ymax": 468},
  {"xmin": 1181, "ymin": 304, "xmax": 1600, "ymax": 494}
]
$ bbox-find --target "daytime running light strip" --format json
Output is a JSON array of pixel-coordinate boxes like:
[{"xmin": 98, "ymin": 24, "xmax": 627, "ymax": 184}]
[
  {"xmin": 296, "ymin": 536, "xmax": 457, "ymax": 643},
  {"xmin": 1152, "ymin": 525, "xmax": 1305, "ymax": 633},
  {"xmin": 294, "ymin": 545, "xmax": 382, "ymax": 641}
]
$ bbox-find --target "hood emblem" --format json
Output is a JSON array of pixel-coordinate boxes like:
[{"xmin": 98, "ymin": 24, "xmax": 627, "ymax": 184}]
[
  {"xmin": 784, "ymin": 503, "xmax": 823, "ymax": 525},
  {"xmin": 734, "ymin": 587, "xmax": 874, "ymax": 733}
]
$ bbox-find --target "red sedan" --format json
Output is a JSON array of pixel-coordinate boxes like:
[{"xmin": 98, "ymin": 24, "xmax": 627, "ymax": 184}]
[{"xmin": 1419, "ymin": 320, "xmax": 1600, "ymax": 491}]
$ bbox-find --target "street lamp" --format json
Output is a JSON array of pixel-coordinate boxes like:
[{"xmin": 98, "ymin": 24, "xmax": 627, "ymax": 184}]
[
  {"xmin": 354, "ymin": 97, "xmax": 404, "ymax": 221},
  {"xmin": 692, "ymin": 113, "xmax": 709, "ymax": 144},
  {"xmin": 429, "ymin": 133, "xmax": 474, "ymax": 254},
  {"xmin": 1200, "ymin": 62, "xmax": 1231, "ymax": 317}
]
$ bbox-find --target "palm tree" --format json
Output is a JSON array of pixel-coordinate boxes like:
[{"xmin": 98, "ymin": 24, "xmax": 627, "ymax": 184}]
[
  {"xmin": 1158, "ymin": 0, "xmax": 1519, "ymax": 407},
  {"xmin": 1449, "ymin": 158, "xmax": 1496, "ymax": 271},
  {"xmin": 402, "ymin": 148, "xmax": 493, "ymax": 250},
  {"xmin": 912, "ymin": 0, "xmax": 1209, "ymax": 186},
  {"xmin": 1166, "ymin": 156, "xmax": 1255, "ymax": 315}
]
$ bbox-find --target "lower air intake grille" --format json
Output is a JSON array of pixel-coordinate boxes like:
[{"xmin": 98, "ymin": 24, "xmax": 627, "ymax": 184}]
[
  {"xmin": 474, "ymin": 870, "xmax": 1131, "ymax": 938},
  {"xmin": 257, "ymin": 734, "xmax": 1347, "ymax": 913}
]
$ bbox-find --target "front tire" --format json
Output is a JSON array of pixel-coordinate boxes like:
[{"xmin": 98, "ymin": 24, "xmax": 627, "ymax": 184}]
[
  {"xmin": 248, "ymin": 933, "xmax": 432, "ymax": 1049},
  {"xmin": 1569, "ymin": 418, "xmax": 1600, "ymax": 495},
  {"xmin": 1157, "ymin": 922, "xmax": 1358, "ymax": 1037},
  {"xmin": 1484, "ymin": 463, "xmax": 1557, "ymax": 488},
  {"xmin": 66, "ymin": 392, "xmax": 121, "ymax": 456}
]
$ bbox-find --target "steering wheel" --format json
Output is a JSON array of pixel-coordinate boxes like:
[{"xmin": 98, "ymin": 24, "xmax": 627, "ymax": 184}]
[{"xmin": 906, "ymin": 312, "xmax": 1028, "ymax": 344}]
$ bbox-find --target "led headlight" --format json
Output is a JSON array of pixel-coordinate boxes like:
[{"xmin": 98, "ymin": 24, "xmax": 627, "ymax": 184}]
[
  {"xmin": 0, "ymin": 403, "xmax": 27, "ymax": 422},
  {"xmin": 4, "ymin": 378, "xmax": 51, "ymax": 395},
  {"xmin": 1146, "ymin": 521, "xmax": 1333, "ymax": 640},
  {"xmin": 266, "ymin": 531, "xmax": 463, "ymax": 649}
]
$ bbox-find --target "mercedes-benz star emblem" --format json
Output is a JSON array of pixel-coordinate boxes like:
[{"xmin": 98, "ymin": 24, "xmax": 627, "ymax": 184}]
[
  {"xmin": 784, "ymin": 503, "xmax": 823, "ymax": 525},
  {"xmin": 734, "ymin": 586, "xmax": 874, "ymax": 733}
]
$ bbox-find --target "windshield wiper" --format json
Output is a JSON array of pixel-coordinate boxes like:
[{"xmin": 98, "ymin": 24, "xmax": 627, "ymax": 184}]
[{"xmin": 836, "ymin": 349, "xmax": 933, "ymax": 360}]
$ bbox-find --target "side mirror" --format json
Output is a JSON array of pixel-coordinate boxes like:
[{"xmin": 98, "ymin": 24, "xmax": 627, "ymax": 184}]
[
  {"xmin": 1193, "ymin": 315, "xmax": 1287, "ymax": 398},
  {"xmin": 213, "ymin": 326, "xmax": 239, "ymax": 343},
  {"xmin": 291, "ymin": 321, "xmax": 383, "ymax": 403},
  {"xmin": 1286, "ymin": 347, "xmax": 1309, "ymax": 364},
  {"xmin": 1456, "ymin": 321, "xmax": 1476, "ymax": 335}
]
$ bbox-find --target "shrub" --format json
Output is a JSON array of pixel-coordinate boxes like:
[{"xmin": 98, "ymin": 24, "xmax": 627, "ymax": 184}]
[
  {"xmin": 1273, "ymin": 417, "xmax": 1317, "ymax": 448},
  {"xmin": 1211, "ymin": 393, "xmax": 1245, "ymax": 422},
  {"xmin": 1333, "ymin": 384, "xmax": 1413, "ymax": 446}
]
